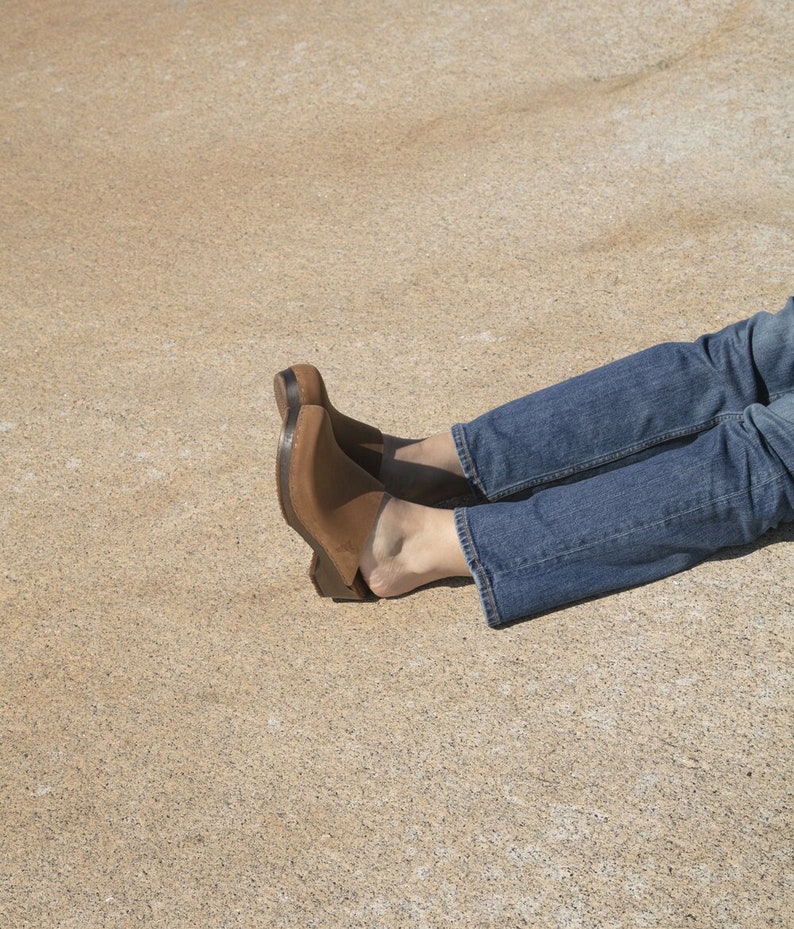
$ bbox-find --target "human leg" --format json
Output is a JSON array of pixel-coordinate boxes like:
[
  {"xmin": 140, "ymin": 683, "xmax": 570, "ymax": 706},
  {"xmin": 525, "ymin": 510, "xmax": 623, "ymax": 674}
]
[
  {"xmin": 360, "ymin": 392, "xmax": 794, "ymax": 618},
  {"xmin": 454, "ymin": 299, "xmax": 794, "ymax": 501},
  {"xmin": 371, "ymin": 299, "xmax": 794, "ymax": 505}
]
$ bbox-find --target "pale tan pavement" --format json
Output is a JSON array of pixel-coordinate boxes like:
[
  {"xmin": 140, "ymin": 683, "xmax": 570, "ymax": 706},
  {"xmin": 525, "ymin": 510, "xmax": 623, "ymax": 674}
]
[{"xmin": 2, "ymin": 1, "xmax": 792, "ymax": 926}]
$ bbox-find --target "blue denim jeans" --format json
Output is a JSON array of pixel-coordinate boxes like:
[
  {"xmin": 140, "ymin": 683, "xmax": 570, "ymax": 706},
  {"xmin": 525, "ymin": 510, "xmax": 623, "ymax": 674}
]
[{"xmin": 452, "ymin": 298, "xmax": 794, "ymax": 627}]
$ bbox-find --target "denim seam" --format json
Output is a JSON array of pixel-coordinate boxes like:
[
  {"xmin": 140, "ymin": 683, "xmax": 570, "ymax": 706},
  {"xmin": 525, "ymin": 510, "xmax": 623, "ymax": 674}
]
[
  {"xmin": 455, "ymin": 508, "xmax": 502, "ymax": 627},
  {"xmin": 493, "ymin": 469, "xmax": 787, "ymax": 576},
  {"xmin": 487, "ymin": 412, "xmax": 747, "ymax": 502}
]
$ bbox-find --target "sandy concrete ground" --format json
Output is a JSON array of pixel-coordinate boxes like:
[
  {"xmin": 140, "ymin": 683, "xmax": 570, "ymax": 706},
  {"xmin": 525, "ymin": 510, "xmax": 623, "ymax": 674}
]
[{"xmin": 2, "ymin": 1, "xmax": 792, "ymax": 926}]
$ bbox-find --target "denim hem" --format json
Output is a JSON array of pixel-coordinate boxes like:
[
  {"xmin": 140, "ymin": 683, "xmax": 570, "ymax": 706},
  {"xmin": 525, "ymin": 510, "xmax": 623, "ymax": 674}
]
[
  {"xmin": 454, "ymin": 507, "xmax": 503, "ymax": 628},
  {"xmin": 451, "ymin": 423, "xmax": 488, "ymax": 502}
]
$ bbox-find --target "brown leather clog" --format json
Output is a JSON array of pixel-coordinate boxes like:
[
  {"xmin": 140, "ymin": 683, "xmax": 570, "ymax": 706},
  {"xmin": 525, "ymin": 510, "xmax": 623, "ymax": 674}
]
[
  {"xmin": 274, "ymin": 364, "xmax": 384, "ymax": 478},
  {"xmin": 276, "ymin": 403, "xmax": 385, "ymax": 600}
]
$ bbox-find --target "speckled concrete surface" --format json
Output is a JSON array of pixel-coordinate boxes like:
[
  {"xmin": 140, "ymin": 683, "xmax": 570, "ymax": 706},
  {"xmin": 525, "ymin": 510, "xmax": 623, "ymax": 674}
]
[{"xmin": 2, "ymin": 1, "xmax": 792, "ymax": 926}]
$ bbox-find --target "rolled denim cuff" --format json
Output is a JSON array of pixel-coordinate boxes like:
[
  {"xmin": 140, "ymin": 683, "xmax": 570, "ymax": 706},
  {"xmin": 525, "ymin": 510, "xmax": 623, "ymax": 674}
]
[
  {"xmin": 451, "ymin": 423, "xmax": 488, "ymax": 502},
  {"xmin": 454, "ymin": 507, "xmax": 504, "ymax": 628}
]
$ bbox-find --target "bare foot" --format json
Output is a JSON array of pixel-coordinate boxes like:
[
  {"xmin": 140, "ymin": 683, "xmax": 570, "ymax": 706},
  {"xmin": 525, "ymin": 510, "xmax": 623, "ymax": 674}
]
[{"xmin": 360, "ymin": 495, "xmax": 471, "ymax": 598}]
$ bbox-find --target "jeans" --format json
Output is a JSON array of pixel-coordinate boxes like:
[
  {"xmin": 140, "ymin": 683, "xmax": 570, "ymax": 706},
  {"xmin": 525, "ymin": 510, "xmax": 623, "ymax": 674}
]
[{"xmin": 452, "ymin": 298, "xmax": 794, "ymax": 627}]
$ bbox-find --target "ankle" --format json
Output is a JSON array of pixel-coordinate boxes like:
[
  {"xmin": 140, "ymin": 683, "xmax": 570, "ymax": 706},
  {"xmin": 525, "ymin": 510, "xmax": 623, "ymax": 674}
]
[
  {"xmin": 380, "ymin": 432, "xmax": 470, "ymax": 504},
  {"xmin": 360, "ymin": 497, "xmax": 470, "ymax": 599}
]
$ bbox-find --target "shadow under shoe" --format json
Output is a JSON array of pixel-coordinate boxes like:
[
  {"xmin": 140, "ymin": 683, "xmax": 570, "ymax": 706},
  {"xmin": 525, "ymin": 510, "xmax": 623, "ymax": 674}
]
[{"xmin": 277, "ymin": 402, "xmax": 385, "ymax": 600}]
